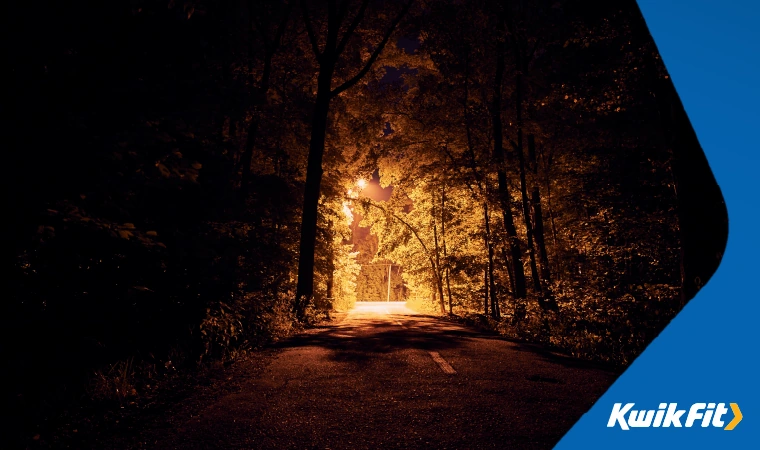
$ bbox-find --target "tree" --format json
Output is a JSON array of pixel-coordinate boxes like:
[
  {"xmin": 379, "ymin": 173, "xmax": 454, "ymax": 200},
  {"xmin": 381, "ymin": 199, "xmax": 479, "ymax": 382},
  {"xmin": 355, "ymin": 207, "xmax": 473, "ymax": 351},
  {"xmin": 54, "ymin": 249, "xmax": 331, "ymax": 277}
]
[
  {"xmin": 294, "ymin": 0, "xmax": 414, "ymax": 317},
  {"xmin": 239, "ymin": 1, "xmax": 293, "ymax": 190}
]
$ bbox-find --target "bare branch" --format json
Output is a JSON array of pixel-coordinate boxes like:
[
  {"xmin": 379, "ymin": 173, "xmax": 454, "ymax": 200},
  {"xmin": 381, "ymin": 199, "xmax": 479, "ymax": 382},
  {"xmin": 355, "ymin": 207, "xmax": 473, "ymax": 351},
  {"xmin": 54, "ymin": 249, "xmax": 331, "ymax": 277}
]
[
  {"xmin": 362, "ymin": 199, "xmax": 434, "ymax": 264},
  {"xmin": 301, "ymin": 1, "xmax": 322, "ymax": 60},
  {"xmin": 334, "ymin": 0, "xmax": 370, "ymax": 57},
  {"xmin": 330, "ymin": 0, "xmax": 414, "ymax": 98}
]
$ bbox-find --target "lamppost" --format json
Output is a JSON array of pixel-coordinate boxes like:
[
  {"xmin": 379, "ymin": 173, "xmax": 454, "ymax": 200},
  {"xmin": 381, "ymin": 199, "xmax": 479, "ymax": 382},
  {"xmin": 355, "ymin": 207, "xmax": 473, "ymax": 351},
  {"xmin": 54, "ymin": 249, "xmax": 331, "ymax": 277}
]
[{"xmin": 387, "ymin": 264, "xmax": 392, "ymax": 302}]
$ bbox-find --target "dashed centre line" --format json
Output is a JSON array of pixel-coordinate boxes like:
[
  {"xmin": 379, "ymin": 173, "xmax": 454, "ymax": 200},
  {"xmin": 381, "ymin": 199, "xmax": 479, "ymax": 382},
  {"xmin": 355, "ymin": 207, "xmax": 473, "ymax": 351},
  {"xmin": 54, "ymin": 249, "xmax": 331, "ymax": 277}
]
[{"xmin": 429, "ymin": 351, "xmax": 457, "ymax": 374}]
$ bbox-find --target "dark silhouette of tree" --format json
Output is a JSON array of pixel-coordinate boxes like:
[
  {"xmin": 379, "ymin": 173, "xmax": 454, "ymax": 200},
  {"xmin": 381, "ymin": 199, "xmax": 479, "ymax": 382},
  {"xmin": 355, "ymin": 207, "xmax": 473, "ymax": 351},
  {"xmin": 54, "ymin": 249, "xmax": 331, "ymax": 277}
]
[{"xmin": 294, "ymin": 0, "xmax": 414, "ymax": 317}]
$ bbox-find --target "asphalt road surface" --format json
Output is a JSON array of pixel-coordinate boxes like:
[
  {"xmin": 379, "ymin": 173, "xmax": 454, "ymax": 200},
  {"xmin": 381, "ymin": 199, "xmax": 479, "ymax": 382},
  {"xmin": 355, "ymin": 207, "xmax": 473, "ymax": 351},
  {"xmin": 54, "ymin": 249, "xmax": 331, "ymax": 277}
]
[{"xmin": 152, "ymin": 302, "xmax": 618, "ymax": 449}]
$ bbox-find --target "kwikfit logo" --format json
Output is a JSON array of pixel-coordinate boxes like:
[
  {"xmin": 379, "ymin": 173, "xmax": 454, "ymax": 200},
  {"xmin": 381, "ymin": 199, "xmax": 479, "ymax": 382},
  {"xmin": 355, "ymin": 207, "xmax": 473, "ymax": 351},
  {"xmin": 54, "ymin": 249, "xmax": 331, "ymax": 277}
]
[{"xmin": 607, "ymin": 403, "xmax": 742, "ymax": 430}]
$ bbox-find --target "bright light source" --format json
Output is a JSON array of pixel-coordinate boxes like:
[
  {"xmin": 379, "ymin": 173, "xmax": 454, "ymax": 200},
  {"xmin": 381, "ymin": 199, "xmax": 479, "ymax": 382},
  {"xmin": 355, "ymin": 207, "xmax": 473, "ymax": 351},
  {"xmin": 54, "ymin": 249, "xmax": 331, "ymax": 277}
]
[{"xmin": 357, "ymin": 178, "xmax": 367, "ymax": 189}]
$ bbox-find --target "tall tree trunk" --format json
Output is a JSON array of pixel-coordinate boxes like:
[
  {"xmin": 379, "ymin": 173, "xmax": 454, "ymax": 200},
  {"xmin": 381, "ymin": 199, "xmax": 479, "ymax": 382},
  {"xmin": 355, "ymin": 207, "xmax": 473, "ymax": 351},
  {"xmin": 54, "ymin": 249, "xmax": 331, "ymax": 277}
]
[
  {"xmin": 492, "ymin": 33, "xmax": 527, "ymax": 301},
  {"xmin": 432, "ymin": 201, "xmax": 446, "ymax": 315},
  {"xmin": 325, "ymin": 220, "xmax": 335, "ymax": 306},
  {"xmin": 437, "ymin": 273, "xmax": 446, "ymax": 314},
  {"xmin": 441, "ymin": 185, "xmax": 453, "ymax": 314},
  {"xmin": 325, "ymin": 266, "xmax": 334, "ymax": 303},
  {"xmin": 514, "ymin": 68, "xmax": 543, "ymax": 306},
  {"xmin": 484, "ymin": 201, "xmax": 499, "ymax": 320},
  {"xmin": 445, "ymin": 267, "xmax": 453, "ymax": 314},
  {"xmin": 459, "ymin": 44, "xmax": 502, "ymax": 317},
  {"xmin": 499, "ymin": 246, "xmax": 515, "ymax": 296},
  {"xmin": 295, "ymin": 0, "xmax": 411, "ymax": 318},
  {"xmin": 538, "ymin": 145, "xmax": 561, "ymax": 281},
  {"xmin": 295, "ymin": 70, "xmax": 333, "ymax": 315},
  {"xmin": 483, "ymin": 268, "xmax": 489, "ymax": 316},
  {"xmin": 527, "ymin": 134, "xmax": 557, "ymax": 311}
]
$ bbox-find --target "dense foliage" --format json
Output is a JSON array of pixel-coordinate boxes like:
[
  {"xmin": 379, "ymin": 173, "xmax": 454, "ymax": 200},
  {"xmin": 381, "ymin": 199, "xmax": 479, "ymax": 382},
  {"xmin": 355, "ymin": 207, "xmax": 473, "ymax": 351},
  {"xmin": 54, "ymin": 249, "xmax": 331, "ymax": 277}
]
[{"xmin": 355, "ymin": 0, "xmax": 725, "ymax": 365}]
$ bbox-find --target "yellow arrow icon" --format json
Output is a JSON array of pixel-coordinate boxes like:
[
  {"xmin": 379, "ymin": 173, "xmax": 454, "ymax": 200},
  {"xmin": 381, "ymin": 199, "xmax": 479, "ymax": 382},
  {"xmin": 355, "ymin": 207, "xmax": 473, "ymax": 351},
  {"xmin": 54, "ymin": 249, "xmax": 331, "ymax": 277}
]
[{"xmin": 724, "ymin": 403, "xmax": 742, "ymax": 430}]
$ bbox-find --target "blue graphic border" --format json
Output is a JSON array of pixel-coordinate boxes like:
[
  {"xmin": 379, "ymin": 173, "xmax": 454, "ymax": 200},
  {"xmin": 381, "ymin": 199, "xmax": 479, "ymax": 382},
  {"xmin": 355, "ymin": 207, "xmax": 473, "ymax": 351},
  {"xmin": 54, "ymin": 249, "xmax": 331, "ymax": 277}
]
[{"xmin": 557, "ymin": 1, "xmax": 759, "ymax": 447}]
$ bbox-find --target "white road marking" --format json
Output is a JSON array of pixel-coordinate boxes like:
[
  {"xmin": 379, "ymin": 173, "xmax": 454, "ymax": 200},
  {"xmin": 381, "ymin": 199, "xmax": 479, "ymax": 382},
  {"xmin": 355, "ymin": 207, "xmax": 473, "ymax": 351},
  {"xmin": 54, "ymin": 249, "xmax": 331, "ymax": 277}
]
[{"xmin": 428, "ymin": 351, "xmax": 456, "ymax": 374}]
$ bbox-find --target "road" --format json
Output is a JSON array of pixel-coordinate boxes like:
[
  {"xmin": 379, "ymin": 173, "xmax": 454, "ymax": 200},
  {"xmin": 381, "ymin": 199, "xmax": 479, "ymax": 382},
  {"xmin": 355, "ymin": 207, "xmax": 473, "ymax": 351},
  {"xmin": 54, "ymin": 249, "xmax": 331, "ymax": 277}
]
[{"xmin": 150, "ymin": 302, "xmax": 618, "ymax": 449}]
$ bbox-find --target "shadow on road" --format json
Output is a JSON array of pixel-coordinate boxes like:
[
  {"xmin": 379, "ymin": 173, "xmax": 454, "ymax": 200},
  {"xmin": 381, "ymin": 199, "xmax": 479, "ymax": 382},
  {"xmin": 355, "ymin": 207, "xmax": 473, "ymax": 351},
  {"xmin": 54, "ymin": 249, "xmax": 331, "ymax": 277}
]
[
  {"xmin": 274, "ymin": 313, "xmax": 619, "ymax": 374},
  {"xmin": 273, "ymin": 315, "xmax": 477, "ymax": 364}
]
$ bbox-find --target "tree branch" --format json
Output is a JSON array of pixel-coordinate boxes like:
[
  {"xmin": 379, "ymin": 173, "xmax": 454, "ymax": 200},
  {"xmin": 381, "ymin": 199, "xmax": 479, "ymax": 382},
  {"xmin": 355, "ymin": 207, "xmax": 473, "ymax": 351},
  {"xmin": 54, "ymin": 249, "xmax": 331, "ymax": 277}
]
[
  {"xmin": 330, "ymin": 0, "xmax": 414, "ymax": 98},
  {"xmin": 363, "ymin": 199, "xmax": 441, "ymax": 286},
  {"xmin": 301, "ymin": 1, "xmax": 322, "ymax": 60},
  {"xmin": 362, "ymin": 198, "xmax": 431, "ymax": 258},
  {"xmin": 334, "ymin": 0, "xmax": 370, "ymax": 57}
]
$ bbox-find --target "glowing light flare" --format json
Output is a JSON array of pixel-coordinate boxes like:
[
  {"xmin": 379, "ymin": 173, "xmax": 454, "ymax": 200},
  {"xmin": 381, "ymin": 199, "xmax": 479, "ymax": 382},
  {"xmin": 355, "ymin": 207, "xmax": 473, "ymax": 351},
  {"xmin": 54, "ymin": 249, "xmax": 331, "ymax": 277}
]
[
  {"xmin": 341, "ymin": 201, "xmax": 354, "ymax": 225},
  {"xmin": 343, "ymin": 178, "xmax": 369, "ymax": 225}
]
